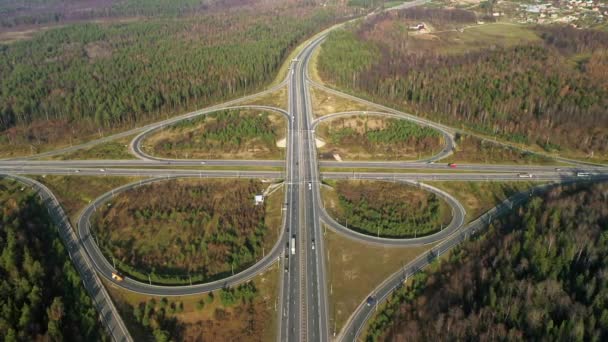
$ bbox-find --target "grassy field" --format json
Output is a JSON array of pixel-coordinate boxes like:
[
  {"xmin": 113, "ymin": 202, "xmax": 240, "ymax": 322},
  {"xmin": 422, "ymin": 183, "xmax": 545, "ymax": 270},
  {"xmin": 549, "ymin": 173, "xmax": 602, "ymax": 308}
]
[
  {"xmin": 427, "ymin": 180, "xmax": 545, "ymax": 222},
  {"xmin": 33, "ymin": 175, "xmax": 144, "ymax": 224},
  {"xmin": 310, "ymin": 87, "xmax": 379, "ymax": 117},
  {"xmin": 324, "ymin": 226, "xmax": 433, "ymax": 334},
  {"xmin": 444, "ymin": 134, "xmax": 559, "ymax": 165},
  {"xmin": 409, "ymin": 23, "xmax": 541, "ymax": 56},
  {"xmin": 91, "ymin": 179, "xmax": 283, "ymax": 285},
  {"xmin": 44, "ymin": 134, "xmax": 137, "ymax": 160},
  {"xmin": 237, "ymin": 86, "xmax": 288, "ymax": 110},
  {"xmin": 143, "ymin": 108, "xmax": 287, "ymax": 160},
  {"xmin": 316, "ymin": 114, "xmax": 443, "ymax": 161},
  {"xmin": 103, "ymin": 262, "xmax": 280, "ymax": 341},
  {"xmin": 321, "ymin": 180, "xmax": 452, "ymax": 238}
]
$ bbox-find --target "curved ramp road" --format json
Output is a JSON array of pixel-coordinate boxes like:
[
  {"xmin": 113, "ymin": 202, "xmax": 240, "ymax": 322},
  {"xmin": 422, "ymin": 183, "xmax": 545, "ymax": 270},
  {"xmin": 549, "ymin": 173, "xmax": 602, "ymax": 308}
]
[
  {"xmin": 1, "ymin": 0, "xmax": 607, "ymax": 340},
  {"xmin": 318, "ymin": 180, "xmax": 466, "ymax": 246},
  {"xmin": 0, "ymin": 174, "xmax": 132, "ymax": 342},
  {"xmin": 130, "ymin": 105, "xmax": 290, "ymax": 161},
  {"xmin": 306, "ymin": 80, "xmax": 607, "ymax": 168},
  {"xmin": 338, "ymin": 180, "xmax": 602, "ymax": 341},
  {"xmin": 76, "ymin": 176, "xmax": 287, "ymax": 296},
  {"xmin": 5, "ymin": 80, "xmax": 288, "ymax": 162},
  {"xmin": 312, "ymin": 110, "xmax": 455, "ymax": 162}
]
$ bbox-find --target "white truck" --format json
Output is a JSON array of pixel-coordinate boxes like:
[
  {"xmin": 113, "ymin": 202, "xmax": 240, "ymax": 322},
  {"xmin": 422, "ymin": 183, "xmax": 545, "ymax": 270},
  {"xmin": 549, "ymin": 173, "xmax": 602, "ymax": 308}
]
[{"xmin": 291, "ymin": 235, "xmax": 296, "ymax": 255}]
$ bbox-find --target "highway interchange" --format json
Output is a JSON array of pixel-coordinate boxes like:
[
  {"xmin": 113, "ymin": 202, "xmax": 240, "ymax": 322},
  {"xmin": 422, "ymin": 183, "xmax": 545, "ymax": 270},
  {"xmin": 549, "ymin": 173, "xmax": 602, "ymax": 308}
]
[{"xmin": 1, "ymin": 1, "xmax": 608, "ymax": 341}]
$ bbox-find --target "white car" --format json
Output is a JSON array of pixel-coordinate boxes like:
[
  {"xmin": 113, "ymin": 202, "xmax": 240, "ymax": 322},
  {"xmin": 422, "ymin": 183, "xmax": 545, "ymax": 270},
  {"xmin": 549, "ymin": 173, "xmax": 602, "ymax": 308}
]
[
  {"xmin": 308, "ymin": 183, "xmax": 312, "ymax": 190},
  {"xmin": 99, "ymin": 168, "xmax": 106, "ymax": 172}
]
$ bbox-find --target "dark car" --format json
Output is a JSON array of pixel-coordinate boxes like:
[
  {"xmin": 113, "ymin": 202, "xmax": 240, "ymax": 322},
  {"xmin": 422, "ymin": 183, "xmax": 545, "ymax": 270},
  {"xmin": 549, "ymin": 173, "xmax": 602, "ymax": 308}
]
[{"xmin": 366, "ymin": 296, "xmax": 376, "ymax": 307}]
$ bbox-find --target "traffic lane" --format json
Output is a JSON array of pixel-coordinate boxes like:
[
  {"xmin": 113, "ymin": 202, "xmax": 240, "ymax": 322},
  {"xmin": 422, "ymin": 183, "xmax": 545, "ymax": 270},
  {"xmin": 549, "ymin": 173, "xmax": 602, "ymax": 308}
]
[
  {"xmin": 131, "ymin": 105, "xmax": 290, "ymax": 161},
  {"xmin": 317, "ymin": 180, "xmax": 466, "ymax": 247},
  {"xmin": 0, "ymin": 159, "xmax": 283, "ymax": 168},
  {"xmin": 0, "ymin": 174, "xmax": 133, "ymax": 342},
  {"xmin": 319, "ymin": 161, "xmax": 608, "ymax": 172},
  {"xmin": 0, "ymin": 166, "xmax": 283, "ymax": 178},
  {"xmin": 76, "ymin": 175, "xmax": 287, "ymax": 297},
  {"xmin": 321, "ymin": 172, "xmax": 608, "ymax": 182},
  {"xmin": 311, "ymin": 111, "xmax": 455, "ymax": 162},
  {"xmin": 339, "ymin": 178, "xmax": 603, "ymax": 341},
  {"xmin": 6, "ymin": 80, "xmax": 288, "ymax": 162}
]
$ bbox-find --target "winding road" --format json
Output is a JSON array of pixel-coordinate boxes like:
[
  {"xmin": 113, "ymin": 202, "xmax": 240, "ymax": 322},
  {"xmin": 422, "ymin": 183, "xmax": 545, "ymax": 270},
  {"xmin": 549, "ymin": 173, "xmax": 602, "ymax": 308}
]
[{"xmin": 1, "ymin": 1, "xmax": 607, "ymax": 341}]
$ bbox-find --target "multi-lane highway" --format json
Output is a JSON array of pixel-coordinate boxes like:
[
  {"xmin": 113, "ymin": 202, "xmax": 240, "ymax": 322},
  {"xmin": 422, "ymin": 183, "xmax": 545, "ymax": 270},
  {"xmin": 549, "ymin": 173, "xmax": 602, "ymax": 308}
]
[{"xmin": 1, "ymin": 0, "xmax": 607, "ymax": 340}]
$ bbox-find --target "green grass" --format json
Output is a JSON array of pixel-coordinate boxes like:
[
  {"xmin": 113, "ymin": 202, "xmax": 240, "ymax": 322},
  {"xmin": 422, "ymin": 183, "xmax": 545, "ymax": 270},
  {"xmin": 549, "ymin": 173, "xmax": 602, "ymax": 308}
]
[
  {"xmin": 48, "ymin": 135, "xmax": 136, "ymax": 160},
  {"xmin": 321, "ymin": 180, "xmax": 452, "ymax": 238},
  {"xmin": 428, "ymin": 23, "xmax": 541, "ymax": 55},
  {"xmin": 443, "ymin": 134, "xmax": 559, "ymax": 165},
  {"xmin": 427, "ymin": 181, "xmax": 546, "ymax": 222},
  {"xmin": 316, "ymin": 115, "xmax": 444, "ymax": 161},
  {"xmin": 324, "ymin": 226, "xmax": 432, "ymax": 334},
  {"xmin": 143, "ymin": 108, "xmax": 287, "ymax": 160}
]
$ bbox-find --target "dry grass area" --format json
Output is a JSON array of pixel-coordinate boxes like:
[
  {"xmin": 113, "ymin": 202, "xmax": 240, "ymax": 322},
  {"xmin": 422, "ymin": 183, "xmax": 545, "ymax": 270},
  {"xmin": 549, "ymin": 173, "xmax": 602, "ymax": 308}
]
[
  {"xmin": 324, "ymin": 227, "xmax": 433, "ymax": 334},
  {"xmin": 310, "ymin": 87, "xmax": 378, "ymax": 117},
  {"xmin": 103, "ymin": 262, "xmax": 280, "ymax": 341},
  {"xmin": 443, "ymin": 134, "xmax": 558, "ymax": 165},
  {"xmin": 32, "ymin": 175, "xmax": 143, "ymax": 224},
  {"xmin": 237, "ymin": 86, "xmax": 288, "ymax": 110},
  {"xmin": 44, "ymin": 134, "xmax": 136, "ymax": 160},
  {"xmin": 90, "ymin": 179, "xmax": 283, "ymax": 285},
  {"xmin": 427, "ymin": 181, "xmax": 544, "ymax": 222}
]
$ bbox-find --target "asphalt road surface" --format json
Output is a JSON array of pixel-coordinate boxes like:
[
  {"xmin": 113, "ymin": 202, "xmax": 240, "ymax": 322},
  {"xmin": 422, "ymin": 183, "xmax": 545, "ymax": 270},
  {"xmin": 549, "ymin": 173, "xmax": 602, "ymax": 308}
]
[{"xmin": 2, "ymin": 0, "xmax": 607, "ymax": 340}]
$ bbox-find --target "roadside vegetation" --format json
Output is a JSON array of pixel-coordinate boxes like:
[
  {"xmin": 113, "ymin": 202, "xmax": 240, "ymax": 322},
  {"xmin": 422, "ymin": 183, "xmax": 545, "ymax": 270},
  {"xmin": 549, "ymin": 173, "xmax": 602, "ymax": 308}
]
[
  {"xmin": 317, "ymin": 115, "xmax": 443, "ymax": 161},
  {"xmin": 91, "ymin": 179, "xmax": 283, "ymax": 285},
  {"xmin": 428, "ymin": 181, "xmax": 542, "ymax": 222},
  {"xmin": 446, "ymin": 133, "xmax": 557, "ymax": 165},
  {"xmin": 48, "ymin": 135, "xmax": 136, "ymax": 160},
  {"xmin": 237, "ymin": 86, "xmax": 288, "ymax": 110},
  {"xmin": 324, "ymin": 227, "xmax": 432, "ymax": 335},
  {"xmin": 0, "ymin": 178, "xmax": 105, "ymax": 341},
  {"xmin": 33, "ymin": 175, "xmax": 143, "ymax": 223},
  {"xmin": 365, "ymin": 181, "xmax": 608, "ymax": 341},
  {"xmin": 317, "ymin": 8, "xmax": 608, "ymax": 161},
  {"xmin": 0, "ymin": 4, "xmax": 351, "ymax": 158},
  {"xmin": 310, "ymin": 87, "xmax": 379, "ymax": 117},
  {"xmin": 144, "ymin": 109, "xmax": 286, "ymax": 159},
  {"xmin": 103, "ymin": 265, "xmax": 279, "ymax": 341},
  {"xmin": 322, "ymin": 180, "xmax": 451, "ymax": 238}
]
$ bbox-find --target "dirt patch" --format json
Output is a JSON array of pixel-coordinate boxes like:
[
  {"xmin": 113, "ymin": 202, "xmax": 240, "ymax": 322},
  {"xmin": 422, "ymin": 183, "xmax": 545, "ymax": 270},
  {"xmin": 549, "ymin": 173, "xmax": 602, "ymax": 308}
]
[{"xmin": 85, "ymin": 41, "xmax": 113, "ymax": 61}]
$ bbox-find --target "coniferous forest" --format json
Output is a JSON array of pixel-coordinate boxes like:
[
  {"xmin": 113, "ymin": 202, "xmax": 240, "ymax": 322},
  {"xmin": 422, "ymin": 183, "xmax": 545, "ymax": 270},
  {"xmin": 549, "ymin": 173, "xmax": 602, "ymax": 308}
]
[
  {"xmin": 0, "ymin": 2, "xmax": 351, "ymax": 156},
  {"xmin": 366, "ymin": 182, "xmax": 608, "ymax": 341},
  {"xmin": 0, "ymin": 179, "xmax": 105, "ymax": 341},
  {"xmin": 318, "ymin": 9, "xmax": 608, "ymax": 159}
]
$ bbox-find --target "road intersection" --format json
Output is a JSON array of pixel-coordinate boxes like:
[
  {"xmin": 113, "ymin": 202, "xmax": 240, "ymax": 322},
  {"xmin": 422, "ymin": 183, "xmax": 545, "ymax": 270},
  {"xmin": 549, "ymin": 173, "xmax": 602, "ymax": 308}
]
[{"xmin": 1, "ymin": 2, "xmax": 607, "ymax": 341}]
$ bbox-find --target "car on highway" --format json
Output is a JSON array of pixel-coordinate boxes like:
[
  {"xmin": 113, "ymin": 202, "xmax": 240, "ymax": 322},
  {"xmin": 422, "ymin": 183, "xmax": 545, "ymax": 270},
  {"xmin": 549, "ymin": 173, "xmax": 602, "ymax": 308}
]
[
  {"xmin": 366, "ymin": 296, "xmax": 376, "ymax": 307},
  {"xmin": 308, "ymin": 182, "xmax": 312, "ymax": 190},
  {"xmin": 99, "ymin": 168, "xmax": 106, "ymax": 172},
  {"xmin": 111, "ymin": 272, "xmax": 124, "ymax": 282},
  {"xmin": 448, "ymin": 163, "xmax": 457, "ymax": 168},
  {"xmin": 311, "ymin": 240, "xmax": 315, "ymax": 250},
  {"xmin": 200, "ymin": 161, "xmax": 206, "ymax": 165}
]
